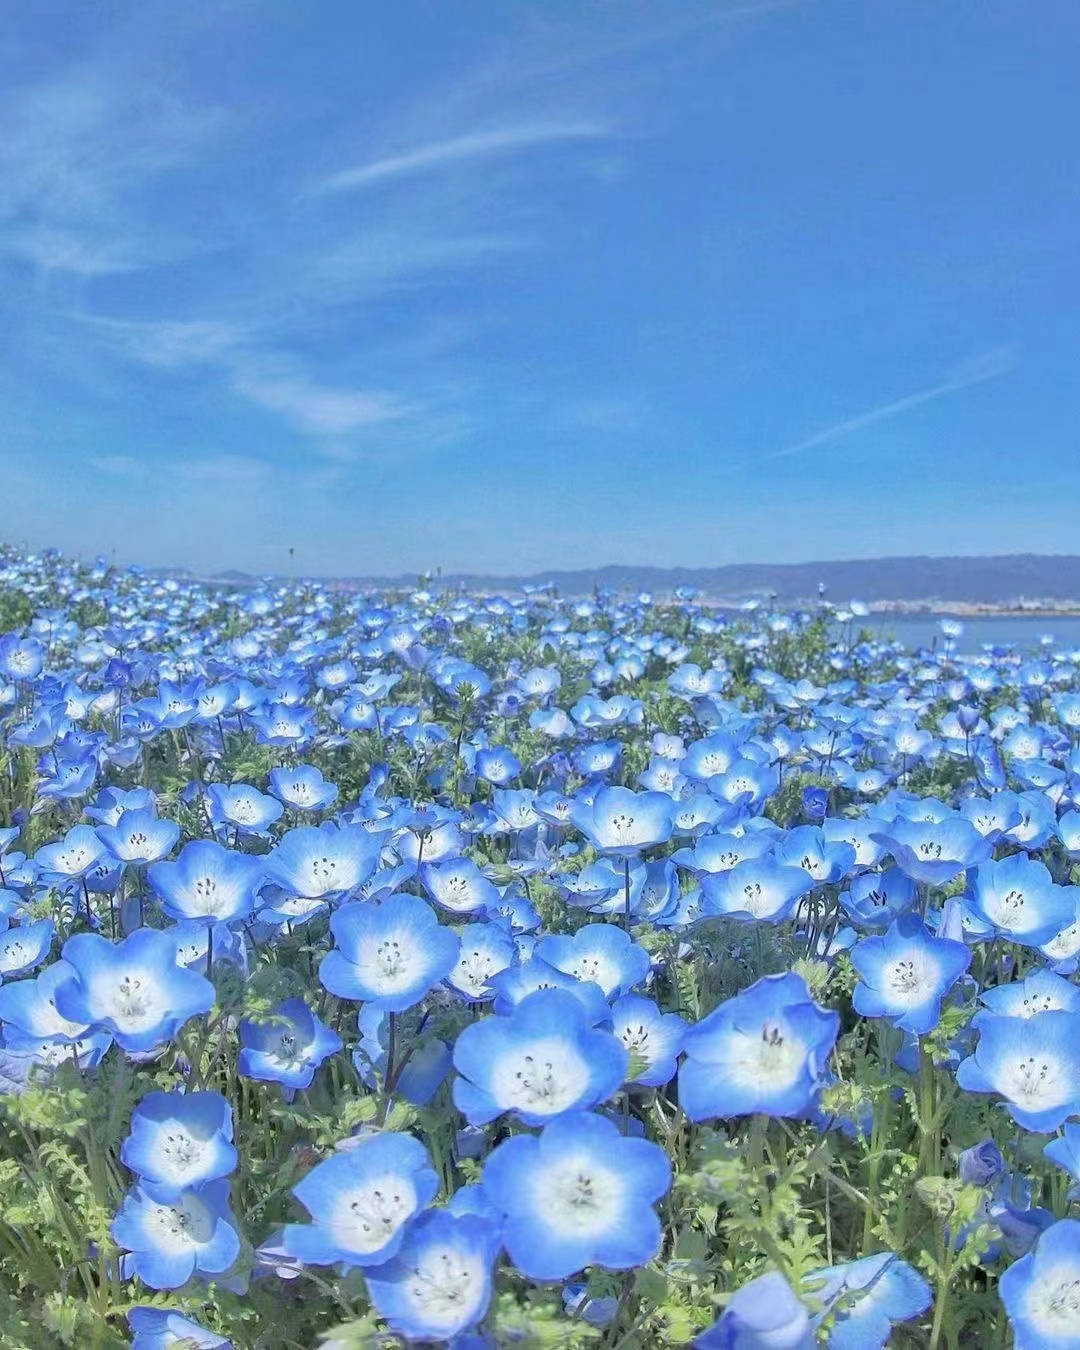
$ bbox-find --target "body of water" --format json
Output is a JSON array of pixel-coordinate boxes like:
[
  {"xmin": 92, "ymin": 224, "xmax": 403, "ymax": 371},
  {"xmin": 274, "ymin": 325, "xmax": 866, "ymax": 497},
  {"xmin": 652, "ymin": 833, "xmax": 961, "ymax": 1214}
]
[{"xmin": 865, "ymin": 614, "xmax": 1080, "ymax": 653}]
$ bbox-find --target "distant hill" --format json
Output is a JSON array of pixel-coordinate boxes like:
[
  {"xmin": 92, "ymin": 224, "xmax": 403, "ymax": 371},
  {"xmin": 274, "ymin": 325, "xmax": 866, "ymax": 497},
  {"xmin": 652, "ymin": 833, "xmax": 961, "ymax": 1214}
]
[{"xmin": 198, "ymin": 553, "xmax": 1080, "ymax": 605}]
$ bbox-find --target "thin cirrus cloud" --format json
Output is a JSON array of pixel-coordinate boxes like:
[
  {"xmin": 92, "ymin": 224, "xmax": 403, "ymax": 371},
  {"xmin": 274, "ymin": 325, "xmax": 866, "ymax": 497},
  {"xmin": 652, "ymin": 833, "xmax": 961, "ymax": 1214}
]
[
  {"xmin": 759, "ymin": 348, "xmax": 1016, "ymax": 462},
  {"xmin": 314, "ymin": 122, "xmax": 610, "ymax": 195}
]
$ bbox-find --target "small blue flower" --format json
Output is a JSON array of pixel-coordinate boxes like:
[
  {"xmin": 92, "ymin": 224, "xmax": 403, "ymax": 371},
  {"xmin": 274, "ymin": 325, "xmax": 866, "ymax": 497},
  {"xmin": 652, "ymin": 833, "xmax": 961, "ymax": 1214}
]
[
  {"xmin": 850, "ymin": 915, "xmax": 970, "ymax": 1035},
  {"xmin": 97, "ymin": 809, "xmax": 180, "ymax": 866},
  {"xmin": 268, "ymin": 764, "xmax": 338, "ymax": 812},
  {"xmin": 265, "ymin": 822, "xmax": 382, "ymax": 900},
  {"xmin": 120, "ymin": 1090, "xmax": 237, "ymax": 1199},
  {"xmin": 420, "ymin": 857, "xmax": 501, "ymax": 915},
  {"xmin": 964, "ymin": 855, "xmax": 1075, "ymax": 948},
  {"xmin": 807, "ymin": 1251, "xmax": 931, "ymax": 1350},
  {"xmin": 612, "ymin": 994, "xmax": 687, "ymax": 1087},
  {"xmin": 446, "ymin": 922, "xmax": 517, "ymax": 1001},
  {"xmin": 978, "ymin": 968, "xmax": 1080, "ymax": 1019},
  {"xmin": 568, "ymin": 785, "xmax": 674, "ymax": 857},
  {"xmin": 452, "ymin": 987, "xmax": 628, "ymax": 1126},
  {"xmin": 870, "ymin": 815, "xmax": 991, "ymax": 886},
  {"xmin": 699, "ymin": 856, "xmax": 815, "ymax": 923},
  {"xmin": 956, "ymin": 1011, "xmax": 1080, "ymax": 1131},
  {"xmin": 679, "ymin": 972, "xmax": 839, "ymax": 1122},
  {"xmin": 693, "ymin": 1269, "xmax": 813, "ymax": 1349},
  {"xmin": 364, "ymin": 1208, "xmax": 500, "ymax": 1341},
  {"xmin": 278, "ymin": 1131, "xmax": 438, "ymax": 1267},
  {"xmin": 112, "ymin": 1178, "xmax": 240, "ymax": 1289},
  {"xmin": 0, "ymin": 919, "xmax": 54, "ymax": 981},
  {"xmin": 999, "ymin": 1218, "xmax": 1080, "ymax": 1349},
  {"xmin": 838, "ymin": 868, "xmax": 916, "ymax": 930},
  {"xmin": 957, "ymin": 1138, "xmax": 1005, "ymax": 1187},
  {"xmin": 205, "ymin": 783, "xmax": 284, "ymax": 837},
  {"xmin": 536, "ymin": 923, "xmax": 651, "ymax": 1000},
  {"xmin": 127, "ymin": 1306, "xmax": 231, "ymax": 1349},
  {"xmin": 481, "ymin": 1110, "xmax": 670, "ymax": 1280},
  {"xmin": 319, "ymin": 893, "xmax": 459, "ymax": 1012},
  {"xmin": 238, "ymin": 996, "xmax": 341, "ymax": 1091},
  {"xmin": 149, "ymin": 839, "xmax": 264, "ymax": 926}
]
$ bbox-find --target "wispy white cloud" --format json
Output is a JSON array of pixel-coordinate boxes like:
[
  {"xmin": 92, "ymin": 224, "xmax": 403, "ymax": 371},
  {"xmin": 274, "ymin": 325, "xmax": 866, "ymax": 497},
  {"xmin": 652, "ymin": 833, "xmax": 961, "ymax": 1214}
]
[
  {"xmin": 761, "ymin": 348, "xmax": 1015, "ymax": 461},
  {"xmin": 232, "ymin": 371, "xmax": 410, "ymax": 436},
  {"xmin": 315, "ymin": 122, "xmax": 609, "ymax": 195}
]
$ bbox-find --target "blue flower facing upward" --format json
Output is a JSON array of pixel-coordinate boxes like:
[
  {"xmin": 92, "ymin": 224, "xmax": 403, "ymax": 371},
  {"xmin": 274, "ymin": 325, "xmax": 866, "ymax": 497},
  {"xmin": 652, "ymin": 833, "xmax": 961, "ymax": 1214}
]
[
  {"xmin": 851, "ymin": 914, "xmax": 970, "ymax": 1035},
  {"xmin": 679, "ymin": 972, "xmax": 839, "ymax": 1122},
  {"xmin": 480, "ymin": 1110, "xmax": 670, "ymax": 1280},
  {"xmin": 149, "ymin": 839, "xmax": 264, "ymax": 926},
  {"xmin": 806, "ymin": 1251, "xmax": 931, "ymax": 1350},
  {"xmin": 111, "ymin": 1177, "xmax": 240, "ymax": 1289},
  {"xmin": 121, "ymin": 1090, "xmax": 237, "ymax": 1200},
  {"xmin": 999, "ymin": 1218, "xmax": 1080, "ymax": 1350},
  {"xmin": 238, "ymin": 996, "xmax": 341, "ymax": 1091},
  {"xmin": 956, "ymin": 1011, "xmax": 1080, "ymax": 1131}
]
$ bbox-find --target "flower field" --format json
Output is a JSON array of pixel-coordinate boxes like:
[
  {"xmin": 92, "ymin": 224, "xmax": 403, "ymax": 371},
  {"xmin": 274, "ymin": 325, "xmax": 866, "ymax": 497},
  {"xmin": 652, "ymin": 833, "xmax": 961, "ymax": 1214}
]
[{"xmin": 1, "ymin": 546, "xmax": 1079, "ymax": 1349}]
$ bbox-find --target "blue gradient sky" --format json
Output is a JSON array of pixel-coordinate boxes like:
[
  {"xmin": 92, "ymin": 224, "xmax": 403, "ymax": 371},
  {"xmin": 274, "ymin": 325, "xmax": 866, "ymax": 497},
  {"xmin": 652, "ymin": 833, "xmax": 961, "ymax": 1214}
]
[{"xmin": 2, "ymin": 1, "xmax": 1077, "ymax": 576}]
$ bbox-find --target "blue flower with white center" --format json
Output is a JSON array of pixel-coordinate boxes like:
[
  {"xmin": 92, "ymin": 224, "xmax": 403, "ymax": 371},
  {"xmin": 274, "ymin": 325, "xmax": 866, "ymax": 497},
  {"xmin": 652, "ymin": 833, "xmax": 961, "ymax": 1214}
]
[
  {"xmin": 264, "ymin": 822, "xmax": 382, "ymax": 900},
  {"xmin": 149, "ymin": 840, "xmax": 265, "ymax": 926},
  {"xmin": 839, "ymin": 868, "xmax": 916, "ymax": 930},
  {"xmin": 956, "ymin": 1011, "xmax": 1080, "ymax": 1131},
  {"xmin": 1000, "ymin": 1218, "xmax": 1080, "ymax": 1350},
  {"xmin": 693, "ymin": 1269, "xmax": 814, "ymax": 1349},
  {"xmin": 121, "ymin": 1090, "xmax": 237, "ymax": 1200},
  {"xmin": 487, "ymin": 957, "xmax": 611, "ymax": 1022},
  {"xmin": 777, "ymin": 825, "xmax": 856, "ymax": 885},
  {"xmin": 279, "ymin": 1131, "xmax": 438, "ymax": 1267},
  {"xmin": 481, "ymin": 1110, "xmax": 670, "ymax": 1280},
  {"xmin": 97, "ymin": 809, "xmax": 179, "ymax": 866},
  {"xmin": 319, "ymin": 893, "xmax": 459, "ymax": 1012},
  {"xmin": 0, "ymin": 959, "xmax": 89, "ymax": 1043},
  {"xmin": 364, "ymin": 1208, "xmax": 500, "ymax": 1341},
  {"xmin": 446, "ymin": 922, "xmax": 517, "ymax": 1002},
  {"xmin": 34, "ymin": 824, "xmax": 109, "ymax": 883},
  {"xmin": 127, "ymin": 1306, "xmax": 231, "ymax": 1349},
  {"xmin": 673, "ymin": 830, "xmax": 772, "ymax": 877},
  {"xmin": 536, "ymin": 923, "xmax": 651, "ymax": 1000},
  {"xmin": 679, "ymin": 972, "xmax": 839, "ymax": 1122},
  {"xmin": 0, "ymin": 919, "xmax": 54, "ymax": 981},
  {"xmin": 612, "ymin": 994, "xmax": 687, "ymax": 1087},
  {"xmin": 978, "ymin": 968, "xmax": 1080, "ymax": 1019},
  {"xmin": 420, "ymin": 856, "xmax": 500, "ymax": 915},
  {"xmin": 268, "ymin": 764, "xmax": 338, "ymax": 813},
  {"xmin": 964, "ymin": 855, "xmax": 1075, "ymax": 948},
  {"xmin": 452, "ymin": 987, "xmax": 628, "ymax": 1126},
  {"xmin": 869, "ymin": 815, "xmax": 991, "ymax": 886},
  {"xmin": 475, "ymin": 745, "xmax": 521, "ymax": 785},
  {"xmin": 806, "ymin": 1251, "xmax": 931, "ymax": 1350},
  {"xmin": 699, "ymin": 856, "xmax": 814, "ymax": 924},
  {"xmin": 850, "ymin": 914, "xmax": 970, "ymax": 1035},
  {"xmin": 238, "ymin": 996, "xmax": 341, "ymax": 1091},
  {"xmin": 1044, "ymin": 1124, "xmax": 1080, "ymax": 1199},
  {"xmin": 568, "ymin": 785, "xmax": 674, "ymax": 858},
  {"xmin": 205, "ymin": 782, "xmax": 283, "ymax": 838},
  {"xmin": 111, "ymin": 1178, "xmax": 240, "ymax": 1289},
  {"xmin": 56, "ymin": 929, "xmax": 214, "ymax": 1053}
]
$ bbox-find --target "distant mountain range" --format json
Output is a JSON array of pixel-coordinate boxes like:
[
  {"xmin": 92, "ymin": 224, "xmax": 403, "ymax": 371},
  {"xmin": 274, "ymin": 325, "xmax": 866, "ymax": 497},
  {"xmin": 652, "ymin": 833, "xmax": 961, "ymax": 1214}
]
[{"xmin": 189, "ymin": 554, "xmax": 1080, "ymax": 605}]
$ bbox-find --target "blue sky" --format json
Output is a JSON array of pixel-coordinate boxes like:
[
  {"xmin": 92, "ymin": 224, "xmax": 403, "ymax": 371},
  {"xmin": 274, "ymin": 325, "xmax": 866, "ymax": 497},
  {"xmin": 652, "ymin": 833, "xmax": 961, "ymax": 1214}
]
[{"xmin": 2, "ymin": 0, "xmax": 1078, "ymax": 577}]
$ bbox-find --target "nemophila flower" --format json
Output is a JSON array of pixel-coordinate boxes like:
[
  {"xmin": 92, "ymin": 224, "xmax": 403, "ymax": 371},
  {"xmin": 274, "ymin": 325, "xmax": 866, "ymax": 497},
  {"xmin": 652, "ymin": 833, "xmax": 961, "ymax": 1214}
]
[
  {"xmin": 978, "ymin": 968, "xmax": 1080, "ymax": 1019},
  {"xmin": 112, "ymin": 1178, "xmax": 240, "ymax": 1289},
  {"xmin": 839, "ymin": 868, "xmax": 916, "ymax": 930},
  {"xmin": 97, "ymin": 809, "xmax": 179, "ymax": 867},
  {"xmin": 568, "ymin": 785, "xmax": 674, "ymax": 857},
  {"xmin": 679, "ymin": 972, "xmax": 839, "ymax": 1122},
  {"xmin": 0, "ymin": 919, "xmax": 54, "ymax": 980},
  {"xmin": 206, "ymin": 782, "xmax": 283, "ymax": 837},
  {"xmin": 956, "ymin": 1011, "xmax": 1080, "ymax": 1131},
  {"xmin": 693, "ymin": 1270, "xmax": 813, "ymax": 1350},
  {"xmin": 474, "ymin": 745, "xmax": 521, "ymax": 785},
  {"xmin": 264, "ymin": 822, "xmax": 381, "ymax": 900},
  {"xmin": 319, "ymin": 893, "xmax": 459, "ymax": 1011},
  {"xmin": 34, "ymin": 824, "xmax": 109, "ymax": 883},
  {"xmin": 850, "ymin": 915, "xmax": 971, "ymax": 1035},
  {"xmin": 481, "ymin": 1111, "xmax": 670, "ymax": 1280},
  {"xmin": 248, "ymin": 701, "xmax": 315, "ymax": 747},
  {"xmin": 1044, "ymin": 1124, "xmax": 1080, "ymax": 1198},
  {"xmin": 127, "ymin": 1306, "xmax": 231, "ymax": 1349},
  {"xmin": 268, "ymin": 764, "xmax": 338, "ymax": 812},
  {"xmin": 420, "ymin": 856, "xmax": 500, "ymax": 915},
  {"xmin": 870, "ymin": 815, "xmax": 991, "ymax": 885},
  {"xmin": 452, "ymin": 987, "xmax": 628, "ymax": 1126},
  {"xmin": 0, "ymin": 959, "xmax": 90, "ymax": 1043},
  {"xmin": 121, "ymin": 1090, "xmax": 237, "ymax": 1199},
  {"xmin": 964, "ymin": 855, "xmax": 1075, "ymax": 947},
  {"xmin": 807, "ymin": 1252, "xmax": 931, "ymax": 1350},
  {"xmin": 488, "ymin": 957, "xmax": 611, "ymax": 1022},
  {"xmin": 149, "ymin": 840, "xmax": 264, "ymax": 927},
  {"xmin": 535, "ymin": 923, "xmax": 651, "ymax": 1000},
  {"xmin": 999, "ymin": 1218, "xmax": 1080, "ymax": 1350},
  {"xmin": 958, "ymin": 1137, "xmax": 1005, "ymax": 1187},
  {"xmin": 56, "ymin": 930, "xmax": 214, "ymax": 1053},
  {"xmin": 777, "ymin": 825, "xmax": 856, "ymax": 885},
  {"xmin": 699, "ymin": 856, "xmax": 814, "ymax": 923},
  {"xmin": 612, "ymin": 994, "xmax": 687, "ymax": 1087},
  {"xmin": 673, "ymin": 830, "xmax": 772, "ymax": 877},
  {"xmin": 446, "ymin": 922, "xmax": 517, "ymax": 1001},
  {"xmin": 238, "ymin": 996, "xmax": 341, "ymax": 1091},
  {"xmin": 170, "ymin": 920, "xmax": 246, "ymax": 974},
  {"xmin": 364, "ymin": 1208, "xmax": 500, "ymax": 1342},
  {"xmin": 279, "ymin": 1131, "xmax": 438, "ymax": 1267},
  {"xmin": 0, "ymin": 634, "xmax": 44, "ymax": 681}
]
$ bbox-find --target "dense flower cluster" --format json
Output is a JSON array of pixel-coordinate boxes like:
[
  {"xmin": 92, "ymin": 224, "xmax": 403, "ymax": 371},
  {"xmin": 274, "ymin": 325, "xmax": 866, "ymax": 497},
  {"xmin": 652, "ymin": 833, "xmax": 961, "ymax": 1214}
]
[{"xmin": 0, "ymin": 545, "xmax": 1078, "ymax": 1347}]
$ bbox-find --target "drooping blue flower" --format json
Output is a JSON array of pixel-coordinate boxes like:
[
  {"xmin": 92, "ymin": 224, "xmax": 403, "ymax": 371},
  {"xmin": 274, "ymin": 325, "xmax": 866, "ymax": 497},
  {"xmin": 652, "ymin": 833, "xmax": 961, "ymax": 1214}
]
[
  {"xmin": 693, "ymin": 1269, "xmax": 814, "ymax": 1349},
  {"xmin": 0, "ymin": 919, "xmax": 55, "ymax": 981},
  {"xmin": 999, "ymin": 1218, "xmax": 1080, "ymax": 1350},
  {"xmin": 120, "ymin": 1090, "xmax": 237, "ymax": 1199},
  {"xmin": 319, "ymin": 892, "xmax": 459, "ymax": 1012},
  {"xmin": 238, "ymin": 996, "xmax": 341, "ymax": 1091},
  {"xmin": 481, "ymin": 1110, "xmax": 670, "ymax": 1280},
  {"xmin": 956, "ymin": 1011, "xmax": 1080, "ymax": 1131},
  {"xmin": 452, "ymin": 987, "xmax": 628, "ymax": 1126},
  {"xmin": 679, "ymin": 972, "xmax": 839, "ymax": 1122},
  {"xmin": 850, "ymin": 914, "xmax": 970, "ymax": 1035},
  {"xmin": 612, "ymin": 994, "xmax": 687, "ymax": 1087},
  {"xmin": 806, "ymin": 1251, "xmax": 931, "ymax": 1350},
  {"xmin": 112, "ymin": 1178, "xmax": 240, "ymax": 1289},
  {"xmin": 364, "ymin": 1208, "xmax": 500, "ymax": 1341},
  {"xmin": 56, "ymin": 929, "xmax": 214, "ymax": 1053},
  {"xmin": 535, "ymin": 923, "xmax": 651, "ymax": 1000},
  {"xmin": 278, "ymin": 1131, "xmax": 438, "ymax": 1267},
  {"xmin": 149, "ymin": 839, "xmax": 264, "ymax": 926},
  {"xmin": 127, "ymin": 1306, "xmax": 231, "ymax": 1349}
]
